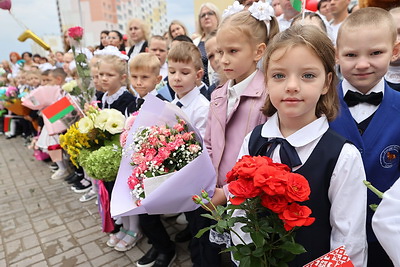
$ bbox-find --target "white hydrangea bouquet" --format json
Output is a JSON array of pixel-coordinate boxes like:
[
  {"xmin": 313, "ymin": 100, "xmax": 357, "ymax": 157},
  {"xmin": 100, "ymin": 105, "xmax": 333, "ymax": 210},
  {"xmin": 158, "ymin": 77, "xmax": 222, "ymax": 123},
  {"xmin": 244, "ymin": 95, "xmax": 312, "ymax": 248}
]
[{"xmin": 61, "ymin": 103, "xmax": 126, "ymax": 181}]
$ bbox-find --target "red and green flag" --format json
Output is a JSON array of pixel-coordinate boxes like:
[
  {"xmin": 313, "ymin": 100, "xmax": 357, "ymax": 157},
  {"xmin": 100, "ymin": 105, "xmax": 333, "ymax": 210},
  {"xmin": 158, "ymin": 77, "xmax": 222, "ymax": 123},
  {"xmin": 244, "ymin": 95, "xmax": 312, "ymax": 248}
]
[
  {"xmin": 290, "ymin": 0, "xmax": 302, "ymax": 12},
  {"xmin": 42, "ymin": 96, "xmax": 75, "ymax": 123}
]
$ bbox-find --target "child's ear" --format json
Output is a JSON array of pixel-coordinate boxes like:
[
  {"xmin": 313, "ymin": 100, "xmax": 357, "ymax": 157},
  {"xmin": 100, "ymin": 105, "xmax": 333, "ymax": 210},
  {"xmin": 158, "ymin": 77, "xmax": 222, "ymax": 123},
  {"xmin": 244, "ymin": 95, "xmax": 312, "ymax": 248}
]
[
  {"xmin": 145, "ymin": 47, "xmax": 149, "ymax": 52},
  {"xmin": 322, "ymin": 72, "xmax": 333, "ymax": 95},
  {"xmin": 196, "ymin": 69, "xmax": 204, "ymax": 82},
  {"xmin": 254, "ymin": 43, "xmax": 267, "ymax": 62},
  {"xmin": 391, "ymin": 41, "xmax": 400, "ymax": 62},
  {"xmin": 335, "ymin": 48, "xmax": 340, "ymax": 65},
  {"xmin": 120, "ymin": 73, "xmax": 127, "ymax": 83},
  {"xmin": 156, "ymin": 75, "xmax": 162, "ymax": 84}
]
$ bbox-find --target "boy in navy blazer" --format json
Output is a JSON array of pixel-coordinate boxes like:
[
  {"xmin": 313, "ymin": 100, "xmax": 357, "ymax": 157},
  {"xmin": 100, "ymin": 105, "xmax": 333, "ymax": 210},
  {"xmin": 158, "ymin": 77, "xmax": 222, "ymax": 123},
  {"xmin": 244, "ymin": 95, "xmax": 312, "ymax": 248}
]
[{"xmin": 330, "ymin": 7, "xmax": 400, "ymax": 267}]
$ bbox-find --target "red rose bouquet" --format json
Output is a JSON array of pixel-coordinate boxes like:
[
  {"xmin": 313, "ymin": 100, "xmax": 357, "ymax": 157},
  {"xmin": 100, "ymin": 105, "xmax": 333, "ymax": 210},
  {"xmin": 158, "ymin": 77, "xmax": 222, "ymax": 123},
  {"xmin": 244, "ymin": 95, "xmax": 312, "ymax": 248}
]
[{"xmin": 193, "ymin": 155, "xmax": 315, "ymax": 267}]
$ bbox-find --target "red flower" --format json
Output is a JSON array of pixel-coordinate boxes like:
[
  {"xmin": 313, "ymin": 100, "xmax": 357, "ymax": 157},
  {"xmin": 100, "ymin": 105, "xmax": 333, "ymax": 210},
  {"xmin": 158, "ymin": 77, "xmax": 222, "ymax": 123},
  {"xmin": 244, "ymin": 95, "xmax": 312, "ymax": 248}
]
[
  {"xmin": 253, "ymin": 164, "xmax": 288, "ymax": 188},
  {"xmin": 68, "ymin": 26, "xmax": 84, "ymax": 41},
  {"xmin": 261, "ymin": 194, "xmax": 289, "ymax": 213},
  {"xmin": 226, "ymin": 155, "xmax": 273, "ymax": 182},
  {"xmin": 260, "ymin": 175, "xmax": 288, "ymax": 196},
  {"xmin": 286, "ymin": 173, "xmax": 311, "ymax": 202},
  {"xmin": 279, "ymin": 203, "xmax": 315, "ymax": 231},
  {"xmin": 229, "ymin": 178, "xmax": 262, "ymax": 205}
]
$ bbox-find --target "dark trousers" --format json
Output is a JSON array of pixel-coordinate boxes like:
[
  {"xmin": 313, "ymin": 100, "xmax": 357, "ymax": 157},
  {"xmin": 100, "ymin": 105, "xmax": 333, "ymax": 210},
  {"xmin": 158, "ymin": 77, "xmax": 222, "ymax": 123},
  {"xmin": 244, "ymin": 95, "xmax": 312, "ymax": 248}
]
[
  {"xmin": 368, "ymin": 241, "xmax": 394, "ymax": 267},
  {"xmin": 186, "ymin": 207, "xmax": 222, "ymax": 267},
  {"xmin": 139, "ymin": 214, "xmax": 175, "ymax": 254}
]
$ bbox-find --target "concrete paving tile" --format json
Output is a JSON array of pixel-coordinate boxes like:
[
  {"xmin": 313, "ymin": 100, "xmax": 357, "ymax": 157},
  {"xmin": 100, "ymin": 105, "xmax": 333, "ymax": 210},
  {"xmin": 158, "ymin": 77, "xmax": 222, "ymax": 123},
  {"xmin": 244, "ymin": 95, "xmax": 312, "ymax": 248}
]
[
  {"xmin": 81, "ymin": 241, "xmax": 104, "ymax": 260},
  {"xmin": 89, "ymin": 250, "xmax": 125, "ymax": 267},
  {"xmin": 8, "ymin": 245, "xmax": 42, "ymax": 265},
  {"xmin": 22, "ymin": 234, "xmax": 40, "ymax": 250},
  {"xmin": 9, "ymin": 252, "xmax": 45, "ymax": 267},
  {"xmin": 39, "ymin": 229, "xmax": 70, "ymax": 244},
  {"xmin": 98, "ymin": 256, "xmax": 132, "ymax": 267},
  {"xmin": 47, "ymin": 247, "xmax": 87, "ymax": 266},
  {"xmin": 38, "ymin": 224, "xmax": 67, "ymax": 239}
]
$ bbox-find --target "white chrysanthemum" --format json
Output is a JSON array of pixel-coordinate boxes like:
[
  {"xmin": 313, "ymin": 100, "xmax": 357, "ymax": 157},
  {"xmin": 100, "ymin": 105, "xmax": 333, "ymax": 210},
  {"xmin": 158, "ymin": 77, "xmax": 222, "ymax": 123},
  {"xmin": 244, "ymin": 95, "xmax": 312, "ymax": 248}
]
[
  {"xmin": 104, "ymin": 114, "xmax": 125, "ymax": 134},
  {"xmin": 78, "ymin": 116, "xmax": 94, "ymax": 133}
]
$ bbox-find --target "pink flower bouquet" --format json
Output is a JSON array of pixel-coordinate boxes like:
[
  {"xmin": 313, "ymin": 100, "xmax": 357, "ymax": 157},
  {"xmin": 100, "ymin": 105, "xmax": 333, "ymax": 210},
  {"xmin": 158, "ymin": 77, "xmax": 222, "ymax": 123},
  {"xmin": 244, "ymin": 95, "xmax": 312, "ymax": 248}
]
[{"xmin": 111, "ymin": 94, "xmax": 216, "ymax": 217}]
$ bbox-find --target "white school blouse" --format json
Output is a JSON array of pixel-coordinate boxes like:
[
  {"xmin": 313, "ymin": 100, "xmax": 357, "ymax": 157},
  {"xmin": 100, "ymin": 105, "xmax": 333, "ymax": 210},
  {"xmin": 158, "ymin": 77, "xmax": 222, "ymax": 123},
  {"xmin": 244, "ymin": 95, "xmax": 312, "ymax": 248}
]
[
  {"xmin": 233, "ymin": 114, "xmax": 368, "ymax": 267},
  {"xmin": 372, "ymin": 177, "xmax": 400, "ymax": 267}
]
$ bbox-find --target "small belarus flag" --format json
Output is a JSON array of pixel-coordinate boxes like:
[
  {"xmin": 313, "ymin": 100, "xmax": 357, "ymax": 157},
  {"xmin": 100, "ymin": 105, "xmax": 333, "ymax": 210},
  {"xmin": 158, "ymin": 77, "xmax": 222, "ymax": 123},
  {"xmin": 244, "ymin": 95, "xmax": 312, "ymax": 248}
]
[
  {"xmin": 42, "ymin": 96, "xmax": 75, "ymax": 123},
  {"xmin": 290, "ymin": 0, "xmax": 302, "ymax": 12}
]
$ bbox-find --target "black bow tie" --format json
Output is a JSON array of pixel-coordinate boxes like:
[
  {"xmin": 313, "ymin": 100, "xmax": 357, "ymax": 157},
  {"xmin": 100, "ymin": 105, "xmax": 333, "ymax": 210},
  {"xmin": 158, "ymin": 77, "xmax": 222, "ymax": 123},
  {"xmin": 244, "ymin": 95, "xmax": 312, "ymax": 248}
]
[
  {"xmin": 344, "ymin": 91, "xmax": 383, "ymax": 107},
  {"xmin": 265, "ymin": 138, "xmax": 302, "ymax": 169}
]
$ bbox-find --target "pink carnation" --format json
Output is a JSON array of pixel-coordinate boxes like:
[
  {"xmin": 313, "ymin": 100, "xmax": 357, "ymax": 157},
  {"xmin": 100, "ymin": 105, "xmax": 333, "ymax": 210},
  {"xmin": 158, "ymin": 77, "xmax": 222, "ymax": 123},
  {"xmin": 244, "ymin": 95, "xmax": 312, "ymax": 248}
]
[
  {"xmin": 182, "ymin": 132, "xmax": 193, "ymax": 141},
  {"xmin": 120, "ymin": 131, "xmax": 128, "ymax": 147},
  {"xmin": 124, "ymin": 115, "xmax": 137, "ymax": 131},
  {"xmin": 188, "ymin": 144, "xmax": 201, "ymax": 153},
  {"xmin": 68, "ymin": 26, "xmax": 84, "ymax": 41},
  {"xmin": 173, "ymin": 123, "xmax": 185, "ymax": 132},
  {"xmin": 127, "ymin": 175, "xmax": 140, "ymax": 189}
]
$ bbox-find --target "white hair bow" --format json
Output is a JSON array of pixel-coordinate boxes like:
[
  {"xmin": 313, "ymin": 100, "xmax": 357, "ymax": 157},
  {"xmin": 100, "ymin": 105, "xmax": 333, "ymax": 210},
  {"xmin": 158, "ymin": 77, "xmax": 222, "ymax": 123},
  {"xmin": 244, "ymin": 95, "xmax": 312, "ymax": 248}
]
[{"xmin": 94, "ymin": 46, "xmax": 129, "ymax": 61}]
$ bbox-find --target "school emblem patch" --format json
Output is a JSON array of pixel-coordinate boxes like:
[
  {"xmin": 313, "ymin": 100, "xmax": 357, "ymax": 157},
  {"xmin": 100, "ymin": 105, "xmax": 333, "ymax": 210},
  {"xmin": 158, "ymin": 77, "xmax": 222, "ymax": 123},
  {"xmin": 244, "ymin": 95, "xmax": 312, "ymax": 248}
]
[{"xmin": 380, "ymin": 145, "xmax": 400, "ymax": 168}]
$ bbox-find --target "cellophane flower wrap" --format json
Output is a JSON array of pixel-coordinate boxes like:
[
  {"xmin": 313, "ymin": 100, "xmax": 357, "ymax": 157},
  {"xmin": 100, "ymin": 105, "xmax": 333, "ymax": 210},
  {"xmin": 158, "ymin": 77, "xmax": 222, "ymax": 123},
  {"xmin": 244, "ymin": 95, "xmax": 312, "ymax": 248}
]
[
  {"xmin": 125, "ymin": 116, "xmax": 202, "ymax": 201},
  {"xmin": 111, "ymin": 94, "xmax": 216, "ymax": 217},
  {"xmin": 66, "ymin": 26, "xmax": 95, "ymax": 108},
  {"xmin": 193, "ymin": 155, "xmax": 315, "ymax": 267},
  {"xmin": 60, "ymin": 104, "xmax": 125, "ymax": 181}
]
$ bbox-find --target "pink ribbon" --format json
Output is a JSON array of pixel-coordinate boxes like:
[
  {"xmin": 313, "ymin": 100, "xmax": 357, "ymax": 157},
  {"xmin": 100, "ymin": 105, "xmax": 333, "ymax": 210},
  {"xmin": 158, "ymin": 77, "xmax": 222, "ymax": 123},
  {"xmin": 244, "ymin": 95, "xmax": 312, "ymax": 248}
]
[{"xmin": 97, "ymin": 180, "xmax": 114, "ymax": 233}]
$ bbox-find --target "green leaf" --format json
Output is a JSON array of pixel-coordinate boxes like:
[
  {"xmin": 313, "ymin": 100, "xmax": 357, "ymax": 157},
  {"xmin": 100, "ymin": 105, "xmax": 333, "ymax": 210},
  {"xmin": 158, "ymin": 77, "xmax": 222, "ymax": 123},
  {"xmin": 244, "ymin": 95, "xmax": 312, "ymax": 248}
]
[
  {"xmin": 239, "ymin": 246, "xmax": 252, "ymax": 256},
  {"xmin": 75, "ymin": 53, "xmax": 87, "ymax": 63},
  {"xmin": 250, "ymin": 232, "xmax": 265, "ymax": 248},
  {"xmin": 194, "ymin": 225, "xmax": 215, "ymax": 238},
  {"xmin": 252, "ymin": 246, "xmax": 265, "ymax": 258},
  {"xmin": 241, "ymin": 226, "xmax": 252, "ymax": 233},
  {"xmin": 238, "ymin": 256, "xmax": 251, "ymax": 267},
  {"xmin": 217, "ymin": 220, "xmax": 228, "ymax": 229},
  {"xmin": 216, "ymin": 205, "xmax": 227, "ymax": 216},
  {"xmin": 200, "ymin": 213, "xmax": 217, "ymax": 221},
  {"xmin": 222, "ymin": 246, "xmax": 238, "ymax": 253},
  {"xmin": 279, "ymin": 242, "xmax": 307, "ymax": 254}
]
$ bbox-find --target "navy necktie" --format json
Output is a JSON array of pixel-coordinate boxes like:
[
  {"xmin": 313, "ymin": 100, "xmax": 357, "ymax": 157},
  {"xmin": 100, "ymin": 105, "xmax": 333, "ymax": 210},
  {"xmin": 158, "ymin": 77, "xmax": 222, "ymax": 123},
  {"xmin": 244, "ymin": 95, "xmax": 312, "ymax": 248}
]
[
  {"xmin": 264, "ymin": 138, "xmax": 302, "ymax": 169},
  {"xmin": 136, "ymin": 98, "xmax": 145, "ymax": 109},
  {"xmin": 176, "ymin": 101, "xmax": 183, "ymax": 108},
  {"xmin": 344, "ymin": 91, "xmax": 383, "ymax": 107}
]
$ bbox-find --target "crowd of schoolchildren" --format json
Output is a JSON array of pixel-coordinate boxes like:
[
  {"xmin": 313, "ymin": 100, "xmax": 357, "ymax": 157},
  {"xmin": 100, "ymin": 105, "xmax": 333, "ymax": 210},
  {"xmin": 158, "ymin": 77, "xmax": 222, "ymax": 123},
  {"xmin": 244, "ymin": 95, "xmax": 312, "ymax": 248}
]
[{"xmin": 1, "ymin": 0, "xmax": 400, "ymax": 266}]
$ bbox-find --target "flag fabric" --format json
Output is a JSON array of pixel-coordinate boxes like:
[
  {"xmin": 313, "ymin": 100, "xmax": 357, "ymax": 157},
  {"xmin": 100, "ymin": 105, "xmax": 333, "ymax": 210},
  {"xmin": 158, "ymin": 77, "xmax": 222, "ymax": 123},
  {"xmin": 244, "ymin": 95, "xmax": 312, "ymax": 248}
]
[
  {"xmin": 42, "ymin": 96, "xmax": 75, "ymax": 123},
  {"xmin": 3, "ymin": 116, "xmax": 12, "ymax": 132},
  {"xmin": 291, "ymin": 0, "xmax": 302, "ymax": 12},
  {"xmin": 303, "ymin": 246, "xmax": 354, "ymax": 267}
]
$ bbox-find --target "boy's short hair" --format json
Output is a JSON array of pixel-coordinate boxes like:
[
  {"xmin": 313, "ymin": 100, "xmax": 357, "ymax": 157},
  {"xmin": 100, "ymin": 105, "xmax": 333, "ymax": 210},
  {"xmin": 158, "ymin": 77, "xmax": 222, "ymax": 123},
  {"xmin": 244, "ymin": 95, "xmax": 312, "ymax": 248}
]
[
  {"xmin": 337, "ymin": 7, "xmax": 397, "ymax": 47},
  {"xmin": 167, "ymin": 42, "xmax": 203, "ymax": 71},
  {"xmin": 129, "ymin": 53, "xmax": 161, "ymax": 76},
  {"xmin": 41, "ymin": 70, "xmax": 51, "ymax": 76},
  {"xmin": 50, "ymin": 68, "xmax": 67, "ymax": 80},
  {"xmin": 172, "ymin": 35, "xmax": 193, "ymax": 43},
  {"xmin": 148, "ymin": 35, "xmax": 167, "ymax": 47}
]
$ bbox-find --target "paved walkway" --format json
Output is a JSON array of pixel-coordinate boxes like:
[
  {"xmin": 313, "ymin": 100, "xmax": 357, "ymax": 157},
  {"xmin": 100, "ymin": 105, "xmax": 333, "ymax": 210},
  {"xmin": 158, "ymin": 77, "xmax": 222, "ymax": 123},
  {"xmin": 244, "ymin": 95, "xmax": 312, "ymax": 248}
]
[{"xmin": 0, "ymin": 136, "xmax": 192, "ymax": 267}]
